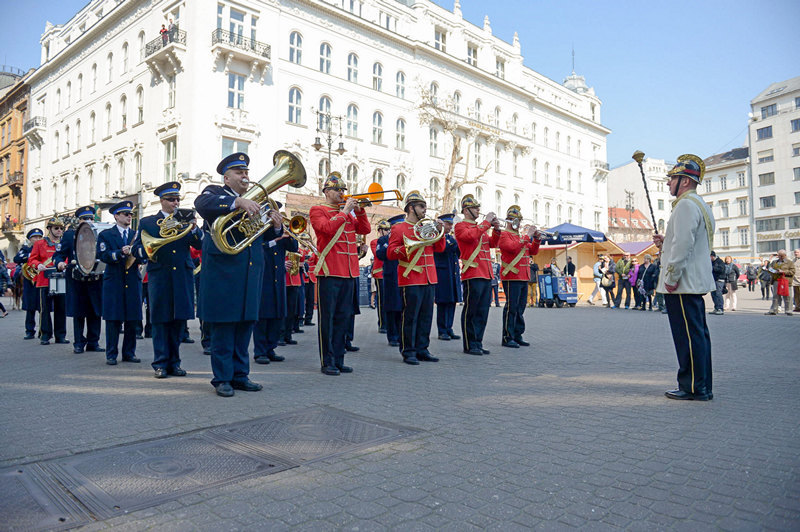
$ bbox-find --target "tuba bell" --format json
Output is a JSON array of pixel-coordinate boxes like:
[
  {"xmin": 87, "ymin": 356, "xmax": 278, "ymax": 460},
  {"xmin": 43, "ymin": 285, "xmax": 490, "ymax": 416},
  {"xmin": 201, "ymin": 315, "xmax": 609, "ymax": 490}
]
[
  {"xmin": 403, "ymin": 217, "xmax": 444, "ymax": 256},
  {"xmin": 211, "ymin": 150, "xmax": 307, "ymax": 255}
]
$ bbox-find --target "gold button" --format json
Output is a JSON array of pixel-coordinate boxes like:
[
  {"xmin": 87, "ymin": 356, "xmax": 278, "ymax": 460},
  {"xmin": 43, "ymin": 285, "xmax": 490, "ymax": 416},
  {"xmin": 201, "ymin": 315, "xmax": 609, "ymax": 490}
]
[
  {"xmin": 125, "ymin": 285, "xmax": 128, "ymax": 288},
  {"xmin": 172, "ymin": 250, "xmax": 176, "ymax": 253},
  {"xmin": 173, "ymin": 267, "xmax": 177, "ymax": 270},
  {"xmin": 250, "ymin": 262, "xmax": 253, "ymax": 265}
]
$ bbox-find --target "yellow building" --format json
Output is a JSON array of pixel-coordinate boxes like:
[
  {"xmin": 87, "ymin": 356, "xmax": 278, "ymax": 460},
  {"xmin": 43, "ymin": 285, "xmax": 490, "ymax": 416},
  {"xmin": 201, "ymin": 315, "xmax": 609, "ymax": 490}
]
[{"xmin": 0, "ymin": 67, "xmax": 32, "ymax": 258}]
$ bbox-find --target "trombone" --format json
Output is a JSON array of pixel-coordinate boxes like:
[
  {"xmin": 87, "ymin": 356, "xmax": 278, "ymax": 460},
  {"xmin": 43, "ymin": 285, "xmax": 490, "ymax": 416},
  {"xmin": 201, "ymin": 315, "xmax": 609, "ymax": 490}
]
[
  {"xmin": 281, "ymin": 214, "xmax": 318, "ymax": 254},
  {"xmin": 338, "ymin": 182, "xmax": 402, "ymax": 207}
]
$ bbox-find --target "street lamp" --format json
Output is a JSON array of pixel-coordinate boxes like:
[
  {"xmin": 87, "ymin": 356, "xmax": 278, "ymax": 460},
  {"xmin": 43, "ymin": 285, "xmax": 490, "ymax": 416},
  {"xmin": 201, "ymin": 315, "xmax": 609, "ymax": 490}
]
[{"xmin": 312, "ymin": 108, "xmax": 346, "ymax": 181}]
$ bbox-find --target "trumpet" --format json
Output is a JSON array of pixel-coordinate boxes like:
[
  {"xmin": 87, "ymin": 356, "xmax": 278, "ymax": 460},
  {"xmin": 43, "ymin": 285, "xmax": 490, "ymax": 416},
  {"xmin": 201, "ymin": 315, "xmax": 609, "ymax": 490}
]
[
  {"xmin": 532, "ymin": 227, "xmax": 559, "ymax": 241},
  {"xmin": 504, "ymin": 217, "xmax": 536, "ymax": 231},
  {"xmin": 403, "ymin": 217, "xmax": 445, "ymax": 256},
  {"xmin": 338, "ymin": 182, "xmax": 402, "ymax": 207}
]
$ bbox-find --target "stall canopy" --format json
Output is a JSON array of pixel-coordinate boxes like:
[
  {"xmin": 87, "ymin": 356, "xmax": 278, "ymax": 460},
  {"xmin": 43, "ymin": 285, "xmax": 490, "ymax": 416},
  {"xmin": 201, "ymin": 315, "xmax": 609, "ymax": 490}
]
[{"xmin": 542, "ymin": 222, "xmax": 607, "ymax": 244}]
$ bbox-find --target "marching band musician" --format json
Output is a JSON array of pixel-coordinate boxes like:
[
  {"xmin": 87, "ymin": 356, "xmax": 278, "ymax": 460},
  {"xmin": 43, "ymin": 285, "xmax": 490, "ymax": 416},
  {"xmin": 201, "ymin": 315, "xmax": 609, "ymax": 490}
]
[
  {"xmin": 433, "ymin": 213, "xmax": 461, "ymax": 341},
  {"xmin": 386, "ymin": 191, "xmax": 446, "ymax": 365},
  {"xmin": 454, "ymin": 194, "xmax": 501, "ymax": 356},
  {"xmin": 309, "ymin": 172, "xmax": 371, "ymax": 376},
  {"xmin": 371, "ymin": 220, "xmax": 390, "ymax": 333},
  {"xmin": 301, "ymin": 241, "xmax": 316, "ymax": 326},
  {"xmin": 498, "ymin": 205, "xmax": 541, "ymax": 348},
  {"xmin": 28, "ymin": 216, "xmax": 68, "ymax": 346},
  {"xmin": 132, "ymin": 182, "xmax": 202, "ymax": 379},
  {"xmin": 97, "ymin": 201, "xmax": 146, "ymax": 365},
  {"xmin": 14, "ymin": 228, "xmax": 44, "ymax": 340},
  {"xmin": 375, "ymin": 214, "xmax": 404, "ymax": 346},
  {"xmin": 282, "ymin": 224, "xmax": 302, "ymax": 347},
  {"xmin": 195, "ymin": 152, "xmax": 273, "ymax": 397},
  {"xmin": 53, "ymin": 206, "xmax": 104, "ymax": 354},
  {"xmin": 252, "ymin": 201, "xmax": 294, "ymax": 365}
]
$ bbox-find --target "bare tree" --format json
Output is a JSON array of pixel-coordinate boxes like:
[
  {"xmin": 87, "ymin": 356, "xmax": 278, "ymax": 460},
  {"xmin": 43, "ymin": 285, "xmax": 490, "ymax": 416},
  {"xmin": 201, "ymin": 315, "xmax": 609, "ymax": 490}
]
[{"xmin": 417, "ymin": 84, "xmax": 492, "ymax": 215}]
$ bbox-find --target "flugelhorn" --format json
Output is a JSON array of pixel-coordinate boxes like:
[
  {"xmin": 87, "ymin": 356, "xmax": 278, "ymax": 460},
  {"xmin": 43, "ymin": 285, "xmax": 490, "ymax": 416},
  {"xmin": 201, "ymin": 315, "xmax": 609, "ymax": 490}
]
[
  {"xmin": 211, "ymin": 150, "xmax": 307, "ymax": 255},
  {"xmin": 338, "ymin": 182, "xmax": 402, "ymax": 207}
]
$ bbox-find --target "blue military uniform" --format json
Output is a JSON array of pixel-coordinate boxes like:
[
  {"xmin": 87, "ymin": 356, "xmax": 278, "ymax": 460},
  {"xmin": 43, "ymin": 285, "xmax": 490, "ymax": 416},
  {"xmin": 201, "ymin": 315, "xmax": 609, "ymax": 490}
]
[
  {"xmin": 252, "ymin": 211, "xmax": 292, "ymax": 364},
  {"xmin": 434, "ymin": 213, "xmax": 462, "ymax": 340},
  {"xmin": 133, "ymin": 183, "xmax": 203, "ymax": 377},
  {"xmin": 97, "ymin": 201, "xmax": 146, "ymax": 364},
  {"xmin": 195, "ymin": 152, "xmax": 265, "ymax": 395},
  {"xmin": 53, "ymin": 207, "xmax": 104, "ymax": 353},
  {"xmin": 375, "ymin": 214, "xmax": 404, "ymax": 346},
  {"xmin": 14, "ymin": 228, "xmax": 43, "ymax": 338}
]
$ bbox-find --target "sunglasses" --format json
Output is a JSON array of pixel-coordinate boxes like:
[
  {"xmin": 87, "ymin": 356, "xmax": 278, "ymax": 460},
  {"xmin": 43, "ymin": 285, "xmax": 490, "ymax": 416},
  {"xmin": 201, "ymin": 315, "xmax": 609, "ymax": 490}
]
[{"xmin": 163, "ymin": 197, "xmax": 180, "ymax": 202}]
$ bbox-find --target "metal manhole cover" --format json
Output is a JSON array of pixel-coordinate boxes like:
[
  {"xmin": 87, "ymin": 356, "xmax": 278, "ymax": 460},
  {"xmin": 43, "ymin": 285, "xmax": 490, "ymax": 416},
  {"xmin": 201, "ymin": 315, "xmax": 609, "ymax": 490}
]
[
  {"xmin": 211, "ymin": 406, "xmax": 419, "ymax": 463},
  {"xmin": 42, "ymin": 434, "xmax": 295, "ymax": 519},
  {"xmin": 0, "ymin": 464, "xmax": 91, "ymax": 531}
]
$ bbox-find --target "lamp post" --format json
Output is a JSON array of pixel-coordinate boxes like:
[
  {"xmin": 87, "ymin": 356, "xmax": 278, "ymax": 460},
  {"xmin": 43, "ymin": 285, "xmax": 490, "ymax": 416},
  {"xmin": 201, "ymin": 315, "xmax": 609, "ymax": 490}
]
[{"xmin": 312, "ymin": 108, "xmax": 346, "ymax": 191}]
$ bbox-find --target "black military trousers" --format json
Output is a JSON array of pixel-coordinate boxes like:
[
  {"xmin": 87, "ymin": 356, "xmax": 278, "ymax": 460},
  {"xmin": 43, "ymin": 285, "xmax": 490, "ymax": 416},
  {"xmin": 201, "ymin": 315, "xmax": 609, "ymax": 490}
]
[
  {"xmin": 385, "ymin": 310, "xmax": 401, "ymax": 344},
  {"xmin": 208, "ymin": 321, "xmax": 254, "ymax": 386},
  {"xmin": 461, "ymin": 278, "xmax": 491, "ymax": 352},
  {"xmin": 304, "ymin": 282, "xmax": 315, "ymax": 322},
  {"xmin": 316, "ymin": 277, "xmax": 355, "ymax": 369},
  {"xmin": 152, "ymin": 320, "xmax": 185, "ymax": 371},
  {"xmin": 376, "ymin": 279, "xmax": 386, "ymax": 330},
  {"xmin": 502, "ymin": 280, "xmax": 528, "ymax": 344},
  {"xmin": 400, "ymin": 284, "xmax": 435, "ymax": 360},
  {"xmin": 38, "ymin": 288, "xmax": 66, "ymax": 341},
  {"xmin": 436, "ymin": 302, "xmax": 456, "ymax": 336},
  {"xmin": 253, "ymin": 317, "xmax": 283, "ymax": 358},
  {"xmin": 665, "ymin": 293, "xmax": 713, "ymax": 397},
  {"xmin": 73, "ymin": 315, "xmax": 102, "ymax": 349},
  {"xmin": 284, "ymin": 286, "xmax": 300, "ymax": 341},
  {"xmin": 105, "ymin": 320, "xmax": 138, "ymax": 360}
]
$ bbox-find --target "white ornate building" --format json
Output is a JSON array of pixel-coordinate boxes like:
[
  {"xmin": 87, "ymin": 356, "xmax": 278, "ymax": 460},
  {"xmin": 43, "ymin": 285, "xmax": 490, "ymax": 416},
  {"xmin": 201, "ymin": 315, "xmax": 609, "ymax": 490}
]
[
  {"xmin": 748, "ymin": 76, "xmax": 800, "ymax": 256},
  {"xmin": 23, "ymin": 0, "xmax": 610, "ymax": 231}
]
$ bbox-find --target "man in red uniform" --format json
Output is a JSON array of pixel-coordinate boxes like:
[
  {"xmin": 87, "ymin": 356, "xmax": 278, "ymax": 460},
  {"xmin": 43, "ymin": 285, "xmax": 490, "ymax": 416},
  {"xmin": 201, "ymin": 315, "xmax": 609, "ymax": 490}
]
[
  {"xmin": 301, "ymin": 241, "xmax": 317, "ymax": 326},
  {"xmin": 454, "ymin": 194, "xmax": 501, "ymax": 356},
  {"xmin": 387, "ymin": 191, "xmax": 446, "ymax": 365},
  {"xmin": 371, "ymin": 219, "xmax": 390, "ymax": 333},
  {"xmin": 498, "ymin": 205, "xmax": 541, "ymax": 348},
  {"xmin": 283, "ymin": 247, "xmax": 303, "ymax": 345},
  {"xmin": 28, "ymin": 217, "xmax": 68, "ymax": 345},
  {"xmin": 309, "ymin": 172, "xmax": 371, "ymax": 375}
]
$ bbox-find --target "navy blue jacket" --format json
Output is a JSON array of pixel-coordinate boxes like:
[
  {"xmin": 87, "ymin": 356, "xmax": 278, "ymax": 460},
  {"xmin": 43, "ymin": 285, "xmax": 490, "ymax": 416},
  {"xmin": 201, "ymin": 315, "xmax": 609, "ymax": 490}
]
[
  {"xmin": 53, "ymin": 228, "xmax": 103, "ymax": 318},
  {"xmin": 14, "ymin": 245, "xmax": 38, "ymax": 311},
  {"xmin": 194, "ymin": 184, "xmax": 264, "ymax": 322},
  {"xmin": 434, "ymin": 233, "xmax": 462, "ymax": 303},
  {"xmin": 97, "ymin": 225, "xmax": 146, "ymax": 321},
  {"xmin": 259, "ymin": 228, "xmax": 295, "ymax": 319},
  {"xmin": 375, "ymin": 234, "xmax": 402, "ymax": 312},
  {"xmin": 132, "ymin": 213, "xmax": 203, "ymax": 323}
]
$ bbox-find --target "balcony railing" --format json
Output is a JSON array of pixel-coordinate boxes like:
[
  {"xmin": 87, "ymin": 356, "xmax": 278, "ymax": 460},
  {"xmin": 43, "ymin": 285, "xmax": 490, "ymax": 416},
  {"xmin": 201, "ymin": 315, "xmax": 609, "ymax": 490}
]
[
  {"xmin": 591, "ymin": 160, "xmax": 610, "ymax": 170},
  {"xmin": 23, "ymin": 116, "xmax": 46, "ymax": 133},
  {"xmin": 145, "ymin": 28, "xmax": 187, "ymax": 58},
  {"xmin": 211, "ymin": 29, "xmax": 270, "ymax": 59},
  {"xmin": 8, "ymin": 172, "xmax": 23, "ymax": 187}
]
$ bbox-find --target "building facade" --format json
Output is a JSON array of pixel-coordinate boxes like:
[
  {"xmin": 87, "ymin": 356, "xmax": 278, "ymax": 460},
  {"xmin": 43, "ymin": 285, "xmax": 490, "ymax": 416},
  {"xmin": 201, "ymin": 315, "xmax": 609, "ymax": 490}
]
[
  {"xmin": 748, "ymin": 76, "xmax": 800, "ymax": 256},
  {"xmin": 24, "ymin": 0, "xmax": 610, "ymax": 234},
  {"xmin": 699, "ymin": 147, "xmax": 752, "ymax": 260},
  {"xmin": 606, "ymin": 206, "xmax": 653, "ymax": 243},
  {"xmin": 0, "ymin": 67, "xmax": 31, "ymax": 258},
  {"xmin": 606, "ymin": 157, "xmax": 672, "ymax": 236}
]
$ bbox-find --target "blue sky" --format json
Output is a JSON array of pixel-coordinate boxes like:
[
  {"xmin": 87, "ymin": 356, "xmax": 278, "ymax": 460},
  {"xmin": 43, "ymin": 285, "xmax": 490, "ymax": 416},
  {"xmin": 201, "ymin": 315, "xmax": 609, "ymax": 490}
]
[{"xmin": 2, "ymin": 0, "xmax": 798, "ymax": 168}]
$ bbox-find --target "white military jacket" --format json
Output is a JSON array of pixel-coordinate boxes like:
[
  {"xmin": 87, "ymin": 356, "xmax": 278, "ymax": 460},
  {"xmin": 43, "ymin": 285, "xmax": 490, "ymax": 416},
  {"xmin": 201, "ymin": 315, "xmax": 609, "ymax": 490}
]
[{"xmin": 657, "ymin": 190, "xmax": 717, "ymax": 295}]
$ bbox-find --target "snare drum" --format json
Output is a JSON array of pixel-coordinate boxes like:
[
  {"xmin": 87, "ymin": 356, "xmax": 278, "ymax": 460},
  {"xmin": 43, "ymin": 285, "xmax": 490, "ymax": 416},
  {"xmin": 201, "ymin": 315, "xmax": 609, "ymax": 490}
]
[{"xmin": 45, "ymin": 269, "xmax": 67, "ymax": 295}]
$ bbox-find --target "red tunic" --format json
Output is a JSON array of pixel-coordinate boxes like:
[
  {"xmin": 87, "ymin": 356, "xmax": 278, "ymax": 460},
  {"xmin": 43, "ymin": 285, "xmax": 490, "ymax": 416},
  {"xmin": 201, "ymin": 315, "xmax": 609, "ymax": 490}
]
[
  {"xmin": 28, "ymin": 238, "xmax": 59, "ymax": 288},
  {"xmin": 370, "ymin": 239, "xmax": 384, "ymax": 279},
  {"xmin": 454, "ymin": 220, "xmax": 500, "ymax": 280},
  {"xmin": 285, "ymin": 254, "xmax": 303, "ymax": 287},
  {"xmin": 386, "ymin": 220, "xmax": 446, "ymax": 287},
  {"xmin": 498, "ymin": 230, "xmax": 541, "ymax": 281},
  {"xmin": 304, "ymin": 250, "xmax": 318, "ymax": 283},
  {"xmin": 309, "ymin": 204, "xmax": 370, "ymax": 278}
]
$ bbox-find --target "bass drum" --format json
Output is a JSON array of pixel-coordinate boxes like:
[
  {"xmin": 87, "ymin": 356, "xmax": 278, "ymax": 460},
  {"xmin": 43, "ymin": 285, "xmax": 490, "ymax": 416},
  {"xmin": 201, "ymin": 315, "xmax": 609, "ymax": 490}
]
[{"xmin": 75, "ymin": 221, "xmax": 115, "ymax": 276}]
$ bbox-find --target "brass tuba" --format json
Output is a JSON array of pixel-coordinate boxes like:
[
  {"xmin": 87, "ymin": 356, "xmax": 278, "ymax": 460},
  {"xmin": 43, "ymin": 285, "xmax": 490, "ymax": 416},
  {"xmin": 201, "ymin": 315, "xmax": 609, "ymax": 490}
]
[
  {"xmin": 140, "ymin": 209, "xmax": 196, "ymax": 261},
  {"xmin": 211, "ymin": 150, "xmax": 307, "ymax": 254},
  {"xmin": 403, "ymin": 217, "xmax": 444, "ymax": 256}
]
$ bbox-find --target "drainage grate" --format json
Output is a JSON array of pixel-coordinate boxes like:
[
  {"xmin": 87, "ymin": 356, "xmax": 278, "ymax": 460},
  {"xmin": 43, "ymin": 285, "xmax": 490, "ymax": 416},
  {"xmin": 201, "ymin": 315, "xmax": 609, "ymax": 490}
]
[{"xmin": 1, "ymin": 406, "xmax": 418, "ymax": 530}]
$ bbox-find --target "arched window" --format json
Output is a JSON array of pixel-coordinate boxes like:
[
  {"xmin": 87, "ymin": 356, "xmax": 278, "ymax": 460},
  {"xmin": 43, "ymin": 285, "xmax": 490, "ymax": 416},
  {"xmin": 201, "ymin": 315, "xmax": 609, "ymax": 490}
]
[
  {"xmin": 532, "ymin": 158, "xmax": 538, "ymax": 182},
  {"xmin": 103, "ymin": 164, "xmax": 110, "ymax": 196},
  {"xmin": 107, "ymin": 52, "xmax": 113, "ymax": 82},
  {"xmin": 556, "ymin": 165, "xmax": 561, "ymax": 188},
  {"xmin": 373, "ymin": 168, "xmax": 383, "ymax": 185},
  {"xmin": 493, "ymin": 106, "xmax": 501, "ymax": 127},
  {"xmin": 453, "ymin": 91, "xmax": 461, "ymax": 114},
  {"xmin": 346, "ymin": 163, "xmax": 358, "ymax": 190},
  {"xmin": 511, "ymin": 113, "xmax": 518, "ymax": 134},
  {"xmin": 495, "ymin": 190, "xmax": 503, "ymax": 213},
  {"xmin": 105, "ymin": 103, "xmax": 112, "ymax": 136},
  {"xmin": 89, "ymin": 112, "xmax": 96, "ymax": 144},
  {"xmin": 319, "ymin": 42, "xmax": 331, "ymax": 73},
  {"xmin": 87, "ymin": 169, "xmax": 94, "ymax": 200},
  {"xmin": 494, "ymin": 145, "xmax": 501, "ymax": 172},
  {"xmin": 430, "ymin": 82, "xmax": 438, "ymax": 105},
  {"xmin": 544, "ymin": 202, "xmax": 551, "ymax": 226},
  {"xmin": 64, "ymin": 126, "xmax": 70, "ymax": 154},
  {"xmin": 544, "ymin": 162, "xmax": 550, "ymax": 185},
  {"xmin": 514, "ymin": 193, "xmax": 520, "ymax": 206},
  {"xmin": 566, "ymin": 135, "xmax": 571, "ymax": 155},
  {"xmin": 118, "ymin": 158, "xmax": 126, "ymax": 191},
  {"xmin": 372, "ymin": 63, "xmax": 383, "ymax": 91},
  {"xmin": 531, "ymin": 122, "xmax": 537, "ymax": 143},
  {"xmin": 75, "ymin": 119, "xmax": 81, "ymax": 150},
  {"xmin": 513, "ymin": 152, "xmax": 519, "ymax": 177},
  {"xmin": 578, "ymin": 208, "xmax": 583, "ymax": 226},
  {"xmin": 474, "ymin": 140, "xmax": 482, "ymax": 167},
  {"xmin": 429, "ymin": 127, "xmax": 438, "ymax": 157},
  {"xmin": 578, "ymin": 171, "xmax": 582, "ymax": 193},
  {"xmin": 134, "ymin": 152, "xmax": 142, "ymax": 187},
  {"xmin": 556, "ymin": 131, "xmax": 561, "ymax": 152},
  {"xmin": 533, "ymin": 200, "xmax": 539, "ymax": 224},
  {"xmin": 372, "ymin": 111, "xmax": 383, "ymax": 144},
  {"xmin": 395, "ymin": 118, "xmax": 406, "ymax": 150},
  {"xmin": 429, "ymin": 177, "xmax": 441, "ymax": 209},
  {"xmin": 120, "ymin": 94, "xmax": 127, "ymax": 129},
  {"xmin": 568, "ymin": 206, "xmax": 573, "ymax": 222},
  {"xmin": 77, "ymin": 74, "xmax": 83, "ymax": 101},
  {"xmin": 557, "ymin": 204, "xmax": 562, "ymax": 224},
  {"xmin": 56, "ymin": 89, "xmax": 61, "ymax": 113},
  {"xmin": 567, "ymin": 169, "xmax": 572, "ymax": 191},
  {"xmin": 347, "ymin": 53, "xmax": 358, "ymax": 83},
  {"xmin": 289, "ymin": 31, "xmax": 302, "ymax": 64},
  {"xmin": 138, "ymin": 31, "xmax": 146, "ymax": 61},
  {"xmin": 288, "ymin": 87, "xmax": 302, "ymax": 124},
  {"xmin": 318, "ymin": 96, "xmax": 331, "ymax": 129},
  {"xmin": 122, "ymin": 42, "xmax": 129, "ymax": 72},
  {"xmin": 136, "ymin": 86, "xmax": 144, "ymax": 122},
  {"xmin": 346, "ymin": 104, "xmax": 358, "ymax": 136},
  {"xmin": 66, "ymin": 82, "xmax": 71, "ymax": 108},
  {"xmin": 318, "ymin": 158, "xmax": 330, "ymax": 177},
  {"xmin": 91, "ymin": 63, "xmax": 97, "ymax": 92},
  {"xmin": 543, "ymin": 127, "xmax": 549, "ymax": 148},
  {"xmin": 475, "ymin": 186, "xmax": 483, "ymax": 203},
  {"xmin": 396, "ymin": 173, "xmax": 406, "ymax": 192},
  {"xmin": 473, "ymin": 99, "xmax": 482, "ymax": 120},
  {"xmin": 395, "ymin": 71, "xmax": 405, "ymax": 98}
]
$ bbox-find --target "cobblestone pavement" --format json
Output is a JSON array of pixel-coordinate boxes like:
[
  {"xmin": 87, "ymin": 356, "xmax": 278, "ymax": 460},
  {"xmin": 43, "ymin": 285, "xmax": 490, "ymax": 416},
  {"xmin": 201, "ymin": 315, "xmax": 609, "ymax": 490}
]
[{"xmin": 0, "ymin": 288, "xmax": 798, "ymax": 530}]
